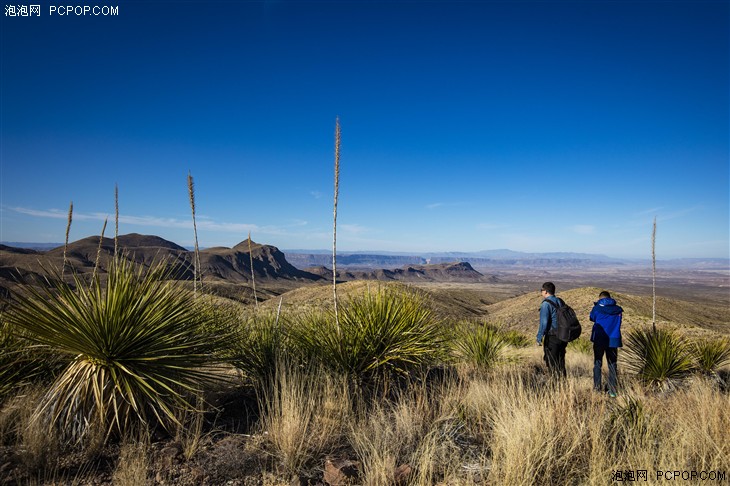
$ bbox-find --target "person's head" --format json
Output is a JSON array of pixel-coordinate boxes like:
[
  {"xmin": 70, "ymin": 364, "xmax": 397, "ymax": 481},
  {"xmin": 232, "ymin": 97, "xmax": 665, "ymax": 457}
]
[
  {"xmin": 541, "ymin": 282, "xmax": 556, "ymax": 296},
  {"xmin": 599, "ymin": 290, "xmax": 611, "ymax": 299}
]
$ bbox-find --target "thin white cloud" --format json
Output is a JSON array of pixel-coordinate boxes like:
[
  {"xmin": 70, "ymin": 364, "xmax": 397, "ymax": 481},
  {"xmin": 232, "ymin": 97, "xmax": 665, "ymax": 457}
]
[
  {"xmin": 476, "ymin": 223, "xmax": 506, "ymax": 230},
  {"xmin": 628, "ymin": 205, "xmax": 702, "ymax": 227},
  {"xmin": 12, "ymin": 207, "xmax": 79, "ymax": 220},
  {"xmin": 658, "ymin": 206, "xmax": 702, "ymax": 222},
  {"xmin": 310, "ymin": 191, "xmax": 322, "ymax": 199},
  {"xmin": 571, "ymin": 225, "xmax": 596, "ymax": 235},
  {"xmin": 634, "ymin": 207, "xmax": 663, "ymax": 217},
  {"xmin": 340, "ymin": 223, "xmax": 369, "ymax": 235},
  {"xmin": 426, "ymin": 202, "xmax": 469, "ymax": 210},
  {"xmin": 10, "ymin": 206, "xmax": 267, "ymax": 234}
]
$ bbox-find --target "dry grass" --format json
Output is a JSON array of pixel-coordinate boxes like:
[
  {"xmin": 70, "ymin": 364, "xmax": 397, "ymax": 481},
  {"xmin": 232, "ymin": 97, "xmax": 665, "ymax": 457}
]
[
  {"xmin": 348, "ymin": 377, "xmax": 483, "ymax": 485},
  {"xmin": 456, "ymin": 348, "xmax": 730, "ymax": 485},
  {"xmin": 113, "ymin": 433, "xmax": 150, "ymax": 486},
  {"xmin": 175, "ymin": 393, "xmax": 206, "ymax": 461},
  {"xmin": 0, "ymin": 386, "xmax": 60, "ymax": 474},
  {"xmin": 257, "ymin": 361, "xmax": 350, "ymax": 477},
  {"xmin": 2, "ymin": 347, "xmax": 728, "ymax": 484},
  {"xmin": 2, "ymin": 300, "xmax": 727, "ymax": 485}
]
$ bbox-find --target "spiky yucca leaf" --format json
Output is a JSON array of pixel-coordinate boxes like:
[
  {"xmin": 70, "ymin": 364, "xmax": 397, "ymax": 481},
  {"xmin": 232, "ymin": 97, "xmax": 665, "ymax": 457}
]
[
  {"xmin": 454, "ymin": 324, "xmax": 507, "ymax": 370},
  {"xmin": 0, "ymin": 320, "xmax": 63, "ymax": 402},
  {"xmin": 292, "ymin": 287, "xmax": 445, "ymax": 385},
  {"xmin": 692, "ymin": 337, "xmax": 730, "ymax": 374},
  {"xmin": 567, "ymin": 337, "xmax": 593, "ymax": 355},
  {"xmin": 5, "ymin": 257, "xmax": 228, "ymax": 442},
  {"xmin": 499, "ymin": 329, "xmax": 531, "ymax": 348},
  {"xmin": 229, "ymin": 312, "xmax": 287, "ymax": 389},
  {"xmin": 623, "ymin": 327, "xmax": 694, "ymax": 388}
]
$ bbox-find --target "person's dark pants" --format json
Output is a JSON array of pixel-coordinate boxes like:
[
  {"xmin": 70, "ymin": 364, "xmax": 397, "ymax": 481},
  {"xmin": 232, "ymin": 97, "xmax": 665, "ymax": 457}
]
[
  {"xmin": 543, "ymin": 334, "xmax": 567, "ymax": 377},
  {"xmin": 593, "ymin": 345, "xmax": 618, "ymax": 393}
]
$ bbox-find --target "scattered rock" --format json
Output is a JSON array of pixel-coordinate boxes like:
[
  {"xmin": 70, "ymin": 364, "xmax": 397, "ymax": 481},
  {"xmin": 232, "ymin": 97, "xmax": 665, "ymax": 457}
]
[
  {"xmin": 394, "ymin": 463, "xmax": 413, "ymax": 485},
  {"xmin": 159, "ymin": 442, "xmax": 183, "ymax": 467},
  {"xmin": 0, "ymin": 461, "xmax": 14, "ymax": 479},
  {"xmin": 323, "ymin": 458, "xmax": 359, "ymax": 486},
  {"xmin": 290, "ymin": 477, "xmax": 323, "ymax": 486}
]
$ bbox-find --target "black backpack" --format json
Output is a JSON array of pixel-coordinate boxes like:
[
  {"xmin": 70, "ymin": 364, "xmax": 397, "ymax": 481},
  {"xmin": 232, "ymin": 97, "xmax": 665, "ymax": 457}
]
[{"xmin": 544, "ymin": 298, "xmax": 582, "ymax": 343}]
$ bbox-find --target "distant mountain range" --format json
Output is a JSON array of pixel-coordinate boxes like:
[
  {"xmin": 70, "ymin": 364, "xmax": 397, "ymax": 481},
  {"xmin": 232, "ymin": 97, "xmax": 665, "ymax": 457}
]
[
  {"xmin": 0, "ymin": 235, "xmax": 498, "ymax": 297},
  {"xmin": 306, "ymin": 261, "xmax": 497, "ymax": 283},
  {"xmin": 283, "ymin": 249, "xmax": 729, "ymax": 270},
  {"xmin": 2, "ymin": 240, "xmax": 728, "ymax": 273}
]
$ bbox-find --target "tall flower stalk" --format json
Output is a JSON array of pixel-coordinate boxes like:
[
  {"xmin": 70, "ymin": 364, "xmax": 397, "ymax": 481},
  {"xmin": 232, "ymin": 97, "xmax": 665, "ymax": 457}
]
[
  {"xmin": 114, "ymin": 184, "xmax": 119, "ymax": 259},
  {"xmin": 62, "ymin": 201, "xmax": 73, "ymax": 280},
  {"xmin": 248, "ymin": 231, "xmax": 258, "ymax": 309},
  {"xmin": 651, "ymin": 217, "xmax": 657, "ymax": 333},
  {"xmin": 92, "ymin": 218, "xmax": 108, "ymax": 282},
  {"xmin": 187, "ymin": 172, "xmax": 201, "ymax": 298},
  {"xmin": 332, "ymin": 117, "xmax": 341, "ymax": 331}
]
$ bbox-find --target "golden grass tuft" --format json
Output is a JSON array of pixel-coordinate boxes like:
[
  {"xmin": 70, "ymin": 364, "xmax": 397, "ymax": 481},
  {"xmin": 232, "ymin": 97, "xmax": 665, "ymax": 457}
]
[
  {"xmin": 257, "ymin": 361, "xmax": 350, "ymax": 477},
  {"xmin": 113, "ymin": 433, "xmax": 150, "ymax": 486}
]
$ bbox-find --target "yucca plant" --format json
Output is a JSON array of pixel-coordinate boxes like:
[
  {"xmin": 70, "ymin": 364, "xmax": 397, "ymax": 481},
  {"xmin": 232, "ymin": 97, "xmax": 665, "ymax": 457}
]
[
  {"xmin": 692, "ymin": 337, "xmax": 730, "ymax": 376},
  {"xmin": 0, "ymin": 320, "xmax": 63, "ymax": 402},
  {"xmin": 567, "ymin": 337, "xmax": 593, "ymax": 355},
  {"xmin": 228, "ymin": 311, "xmax": 288, "ymax": 390},
  {"xmin": 291, "ymin": 286, "xmax": 445, "ymax": 388},
  {"xmin": 606, "ymin": 395, "xmax": 647, "ymax": 450},
  {"xmin": 623, "ymin": 327, "xmax": 694, "ymax": 389},
  {"xmin": 453, "ymin": 324, "xmax": 508, "ymax": 371},
  {"xmin": 4, "ymin": 257, "xmax": 229, "ymax": 443},
  {"xmin": 499, "ymin": 329, "xmax": 531, "ymax": 348}
]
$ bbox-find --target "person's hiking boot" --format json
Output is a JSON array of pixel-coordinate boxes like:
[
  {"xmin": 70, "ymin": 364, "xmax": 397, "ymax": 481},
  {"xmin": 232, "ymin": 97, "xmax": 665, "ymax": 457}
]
[{"xmin": 608, "ymin": 390, "xmax": 617, "ymax": 398}]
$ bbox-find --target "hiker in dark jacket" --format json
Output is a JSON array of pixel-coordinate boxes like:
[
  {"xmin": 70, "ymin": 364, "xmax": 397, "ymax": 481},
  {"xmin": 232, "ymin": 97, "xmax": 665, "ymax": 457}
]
[
  {"xmin": 590, "ymin": 290, "xmax": 623, "ymax": 397},
  {"xmin": 537, "ymin": 281, "xmax": 567, "ymax": 377}
]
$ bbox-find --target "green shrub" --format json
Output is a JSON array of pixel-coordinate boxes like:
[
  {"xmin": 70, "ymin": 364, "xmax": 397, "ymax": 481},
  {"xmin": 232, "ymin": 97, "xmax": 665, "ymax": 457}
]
[
  {"xmin": 606, "ymin": 395, "xmax": 647, "ymax": 450},
  {"xmin": 4, "ymin": 258, "xmax": 230, "ymax": 443},
  {"xmin": 499, "ymin": 329, "xmax": 531, "ymax": 348},
  {"xmin": 228, "ymin": 312, "xmax": 288, "ymax": 390},
  {"xmin": 453, "ymin": 325, "xmax": 507, "ymax": 371},
  {"xmin": 291, "ymin": 286, "xmax": 445, "ymax": 387},
  {"xmin": 0, "ymin": 320, "xmax": 64, "ymax": 403},
  {"xmin": 692, "ymin": 337, "xmax": 730, "ymax": 375},
  {"xmin": 623, "ymin": 327, "xmax": 694, "ymax": 389},
  {"xmin": 567, "ymin": 337, "xmax": 593, "ymax": 355}
]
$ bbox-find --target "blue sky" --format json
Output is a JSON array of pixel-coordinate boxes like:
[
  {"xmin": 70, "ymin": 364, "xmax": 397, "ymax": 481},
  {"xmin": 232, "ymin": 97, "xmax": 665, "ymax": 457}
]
[{"xmin": 1, "ymin": 1, "xmax": 728, "ymax": 258}]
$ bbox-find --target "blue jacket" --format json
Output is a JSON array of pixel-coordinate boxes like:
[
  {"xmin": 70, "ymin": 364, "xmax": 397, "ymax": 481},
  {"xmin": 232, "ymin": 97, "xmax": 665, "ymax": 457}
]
[
  {"xmin": 537, "ymin": 295, "xmax": 560, "ymax": 344},
  {"xmin": 589, "ymin": 298, "xmax": 623, "ymax": 348}
]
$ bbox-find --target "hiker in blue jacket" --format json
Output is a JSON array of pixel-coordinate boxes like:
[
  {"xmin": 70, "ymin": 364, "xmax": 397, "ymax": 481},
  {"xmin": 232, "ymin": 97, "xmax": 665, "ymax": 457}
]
[
  {"xmin": 537, "ymin": 281, "xmax": 567, "ymax": 377},
  {"xmin": 590, "ymin": 290, "xmax": 623, "ymax": 397}
]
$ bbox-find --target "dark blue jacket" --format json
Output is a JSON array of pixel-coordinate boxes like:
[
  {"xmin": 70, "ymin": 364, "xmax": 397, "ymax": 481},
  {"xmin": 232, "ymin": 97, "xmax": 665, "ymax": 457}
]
[{"xmin": 589, "ymin": 298, "xmax": 623, "ymax": 348}]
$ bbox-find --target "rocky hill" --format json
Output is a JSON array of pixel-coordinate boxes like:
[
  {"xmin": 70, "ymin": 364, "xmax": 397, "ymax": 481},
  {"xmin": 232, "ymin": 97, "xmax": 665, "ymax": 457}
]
[
  {"xmin": 482, "ymin": 287, "xmax": 729, "ymax": 338},
  {"xmin": 306, "ymin": 261, "xmax": 495, "ymax": 283},
  {"xmin": 0, "ymin": 234, "xmax": 323, "ymax": 296},
  {"xmin": 285, "ymin": 253, "xmax": 427, "ymax": 269},
  {"xmin": 198, "ymin": 240, "xmax": 320, "ymax": 282},
  {"xmin": 258, "ymin": 282, "xmax": 729, "ymax": 338}
]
